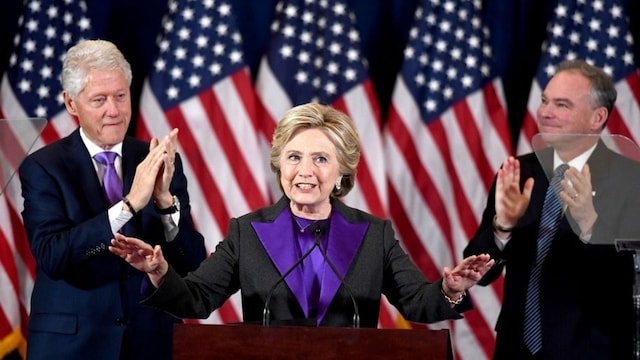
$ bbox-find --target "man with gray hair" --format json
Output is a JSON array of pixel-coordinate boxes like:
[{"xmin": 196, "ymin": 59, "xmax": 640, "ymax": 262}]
[{"xmin": 19, "ymin": 39, "xmax": 206, "ymax": 360}]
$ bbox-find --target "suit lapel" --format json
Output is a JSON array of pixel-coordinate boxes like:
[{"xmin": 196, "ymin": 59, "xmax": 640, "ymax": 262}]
[
  {"xmin": 251, "ymin": 198, "xmax": 368, "ymax": 323},
  {"xmin": 63, "ymin": 130, "xmax": 109, "ymax": 214},
  {"xmin": 585, "ymin": 141, "xmax": 612, "ymax": 202},
  {"xmin": 253, "ymin": 209, "xmax": 309, "ymax": 314},
  {"xmin": 316, "ymin": 210, "xmax": 367, "ymax": 323}
]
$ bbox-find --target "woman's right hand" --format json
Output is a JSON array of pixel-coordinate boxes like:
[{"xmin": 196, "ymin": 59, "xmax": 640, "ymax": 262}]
[{"xmin": 110, "ymin": 233, "xmax": 169, "ymax": 286}]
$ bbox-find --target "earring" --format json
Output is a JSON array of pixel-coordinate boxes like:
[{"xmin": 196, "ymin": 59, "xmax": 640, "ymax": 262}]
[{"xmin": 335, "ymin": 179, "xmax": 342, "ymax": 191}]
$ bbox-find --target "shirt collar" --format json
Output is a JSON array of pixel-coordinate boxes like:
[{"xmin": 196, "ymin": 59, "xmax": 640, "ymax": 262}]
[
  {"xmin": 553, "ymin": 141, "xmax": 597, "ymax": 171},
  {"xmin": 80, "ymin": 127, "xmax": 123, "ymax": 158}
]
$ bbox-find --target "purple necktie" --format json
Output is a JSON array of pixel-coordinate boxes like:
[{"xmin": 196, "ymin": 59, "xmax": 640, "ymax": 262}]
[
  {"xmin": 295, "ymin": 217, "xmax": 324, "ymax": 317},
  {"xmin": 301, "ymin": 233, "xmax": 324, "ymax": 316},
  {"xmin": 94, "ymin": 151, "xmax": 123, "ymax": 206}
]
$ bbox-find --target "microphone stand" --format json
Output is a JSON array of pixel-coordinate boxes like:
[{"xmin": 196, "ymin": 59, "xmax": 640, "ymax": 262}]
[
  {"xmin": 262, "ymin": 223, "xmax": 361, "ymax": 328},
  {"xmin": 313, "ymin": 227, "xmax": 360, "ymax": 328},
  {"xmin": 262, "ymin": 240, "xmax": 319, "ymax": 326}
]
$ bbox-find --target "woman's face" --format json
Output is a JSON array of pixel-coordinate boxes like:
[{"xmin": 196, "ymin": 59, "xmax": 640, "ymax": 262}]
[{"xmin": 279, "ymin": 128, "xmax": 342, "ymax": 218}]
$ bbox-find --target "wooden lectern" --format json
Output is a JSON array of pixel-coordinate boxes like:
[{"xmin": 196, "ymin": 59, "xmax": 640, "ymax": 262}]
[{"xmin": 173, "ymin": 323, "xmax": 453, "ymax": 359}]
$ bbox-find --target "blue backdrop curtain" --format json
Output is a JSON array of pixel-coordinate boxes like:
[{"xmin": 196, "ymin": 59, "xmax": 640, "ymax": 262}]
[{"xmin": 1, "ymin": 0, "xmax": 638, "ymax": 149}]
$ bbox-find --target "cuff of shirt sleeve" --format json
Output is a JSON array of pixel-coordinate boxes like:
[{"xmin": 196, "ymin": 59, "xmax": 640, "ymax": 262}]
[{"xmin": 108, "ymin": 200, "xmax": 133, "ymax": 234}]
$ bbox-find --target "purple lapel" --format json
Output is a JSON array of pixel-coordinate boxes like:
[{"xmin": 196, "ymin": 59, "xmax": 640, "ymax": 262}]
[
  {"xmin": 251, "ymin": 207, "xmax": 368, "ymax": 324},
  {"xmin": 252, "ymin": 209, "xmax": 310, "ymax": 315},
  {"xmin": 316, "ymin": 210, "xmax": 367, "ymax": 323}
]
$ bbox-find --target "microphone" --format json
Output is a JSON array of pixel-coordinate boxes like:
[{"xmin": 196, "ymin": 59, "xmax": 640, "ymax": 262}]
[
  {"xmin": 312, "ymin": 224, "xmax": 360, "ymax": 328},
  {"xmin": 262, "ymin": 235, "xmax": 320, "ymax": 326}
]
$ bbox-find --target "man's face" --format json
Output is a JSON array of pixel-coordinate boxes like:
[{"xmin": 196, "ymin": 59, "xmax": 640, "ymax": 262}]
[
  {"xmin": 536, "ymin": 71, "xmax": 603, "ymax": 136},
  {"xmin": 64, "ymin": 68, "xmax": 131, "ymax": 149}
]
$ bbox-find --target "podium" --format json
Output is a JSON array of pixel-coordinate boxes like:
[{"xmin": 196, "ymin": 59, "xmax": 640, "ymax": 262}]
[{"xmin": 173, "ymin": 323, "xmax": 453, "ymax": 360}]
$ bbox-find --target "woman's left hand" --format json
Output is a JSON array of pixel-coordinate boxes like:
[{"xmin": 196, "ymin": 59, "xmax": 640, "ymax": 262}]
[{"xmin": 442, "ymin": 254, "xmax": 494, "ymax": 297}]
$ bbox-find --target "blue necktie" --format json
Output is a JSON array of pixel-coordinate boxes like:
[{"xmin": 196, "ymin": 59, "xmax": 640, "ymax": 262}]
[
  {"xmin": 523, "ymin": 163, "xmax": 569, "ymax": 355},
  {"xmin": 94, "ymin": 151, "xmax": 123, "ymax": 206}
]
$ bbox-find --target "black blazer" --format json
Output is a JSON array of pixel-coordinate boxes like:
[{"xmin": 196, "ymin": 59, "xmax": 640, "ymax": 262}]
[
  {"xmin": 19, "ymin": 129, "xmax": 206, "ymax": 360},
  {"xmin": 144, "ymin": 196, "xmax": 470, "ymax": 327},
  {"xmin": 464, "ymin": 142, "xmax": 639, "ymax": 359}
]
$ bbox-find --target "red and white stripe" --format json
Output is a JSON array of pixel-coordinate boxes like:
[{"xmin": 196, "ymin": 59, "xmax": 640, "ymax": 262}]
[{"xmin": 384, "ymin": 76, "xmax": 511, "ymax": 359}]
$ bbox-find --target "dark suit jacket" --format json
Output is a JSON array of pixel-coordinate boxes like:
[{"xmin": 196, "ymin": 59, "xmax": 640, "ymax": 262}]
[
  {"xmin": 19, "ymin": 129, "xmax": 206, "ymax": 360},
  {"xmin": 464, "ymin": 142, "xmax": 639, "ymax": 360},
  {"xmin": 143, "ymin": 196, "xmax": 470, "ymax": 327}
]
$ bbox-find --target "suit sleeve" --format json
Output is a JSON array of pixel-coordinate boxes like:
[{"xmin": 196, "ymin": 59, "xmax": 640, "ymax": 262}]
[
  {"xmin": 158, "ymin": 152, "xmax": 207, "ymax": 275},
  {"xmin": 380, "ymin": 220, "xmax": 468, "ymax": 323},
  {"xmin": 19, "ymin": 154, "xmax": 117, "ymax": 282},
  {"xmin": 463, "ymin": 174, "xmax": 508, "ymax": 285},
  {"xmin": 142, "ymin": 216, "xmax": 241, "ymax": 319}
]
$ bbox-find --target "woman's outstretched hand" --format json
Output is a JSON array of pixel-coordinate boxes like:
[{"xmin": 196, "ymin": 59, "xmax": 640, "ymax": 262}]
[
  {"xmin": 109, "ymin": 233, "xmax": 169, "ymax": 287},
  {"xmin": 441, "ymin": 254, "xmax": 494, "ymax": 303}
]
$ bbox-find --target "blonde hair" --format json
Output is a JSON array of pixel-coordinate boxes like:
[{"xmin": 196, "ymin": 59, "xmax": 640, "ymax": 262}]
[{"xmin": 270, "ymin": 103, "xmax": 360, "ymax": 197}]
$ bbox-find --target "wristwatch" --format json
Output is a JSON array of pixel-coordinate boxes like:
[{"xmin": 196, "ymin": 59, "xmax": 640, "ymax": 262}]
[{"xmin": 154, "ymin": 195, "xmax": 179, "ymax": 214}]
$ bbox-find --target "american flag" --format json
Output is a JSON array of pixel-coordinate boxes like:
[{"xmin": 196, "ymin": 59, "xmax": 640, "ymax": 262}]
[
  {"xmin": 253, "ymin": 0, "xmax": 394, "ymax": 326},
  {"xmin": 136, "ymin": 0, "xmax": 270, "ymax": 324},
  {"xmin": 0, "ymin": 0, "xmax": 93, "ymax": 357},
  {"xmin": 383, "ymin": 0, "xmax": 512, "ymax": 358},
  {"xmin": 517, "ymin": 0, "xmax": 640, "ymax": 155}
]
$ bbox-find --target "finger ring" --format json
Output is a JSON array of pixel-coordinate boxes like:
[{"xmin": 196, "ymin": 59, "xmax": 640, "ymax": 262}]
[{"xmin": 573, "ymin": 193, "xmax": 579, "ymax": 199}]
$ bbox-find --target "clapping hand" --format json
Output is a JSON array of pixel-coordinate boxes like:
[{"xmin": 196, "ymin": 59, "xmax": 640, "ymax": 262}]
[
  {"xmin": 494, "ymin": 156, "xmax": 534, "ymax": 231},
  {"xmin": 151, "ymin": 128, "xmax": 179, "ymax": 206}
]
